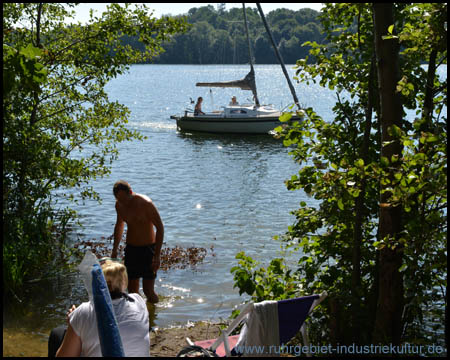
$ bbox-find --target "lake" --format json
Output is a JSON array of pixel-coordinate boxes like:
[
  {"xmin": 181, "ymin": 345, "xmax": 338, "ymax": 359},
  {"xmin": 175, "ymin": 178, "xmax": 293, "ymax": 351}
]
[
  {"xmin": 63, "ymin": 64, "xmax": 329, "ymax": 326},
  {"xmin": 3, "ymin": 64, "xmax": 446, "ymax": 354}
]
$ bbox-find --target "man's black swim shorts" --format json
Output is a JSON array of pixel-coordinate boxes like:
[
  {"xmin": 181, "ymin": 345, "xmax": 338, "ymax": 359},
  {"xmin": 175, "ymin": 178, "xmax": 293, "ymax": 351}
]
[{"xmin": 124, "ymin": 243, "xmax": 157, "ymax": 280}]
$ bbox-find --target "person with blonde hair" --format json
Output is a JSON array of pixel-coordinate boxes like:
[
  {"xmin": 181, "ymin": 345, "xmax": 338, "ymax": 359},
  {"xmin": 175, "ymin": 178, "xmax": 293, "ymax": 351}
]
[
  {"xmin": 49, "ymin": 260, "xmax": 150, "ymax": 357},
  {"xmin": 102, "ymin": 259, "xmax": 128, "ymax": 297}
]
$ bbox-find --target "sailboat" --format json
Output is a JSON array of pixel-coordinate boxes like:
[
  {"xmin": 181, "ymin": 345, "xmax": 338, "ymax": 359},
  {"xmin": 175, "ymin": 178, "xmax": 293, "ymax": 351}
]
[{"xmin": 170, "ymin": 3, "xmax": 304, "ymax": 134}]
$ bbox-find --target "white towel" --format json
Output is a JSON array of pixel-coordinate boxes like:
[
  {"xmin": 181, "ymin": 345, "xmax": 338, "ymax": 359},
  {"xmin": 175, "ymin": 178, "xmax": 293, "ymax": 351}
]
[{"xmin": 235, "ymin": 300, "xmax": 279, "ymax": 356}]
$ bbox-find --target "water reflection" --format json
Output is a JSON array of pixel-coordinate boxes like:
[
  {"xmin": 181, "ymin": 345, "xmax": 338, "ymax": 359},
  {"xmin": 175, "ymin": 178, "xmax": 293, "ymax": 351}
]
[
  {"xmin": 176, "ymin": 131, "xmax": 288, "ymax": 208},
  {"xmin": 4, "ymin": 271, "xmax": 82, "ymax": 331},
  {"xmin": 176, "ymin": 130, "xmax": 282, "ymax": 150},
  {"xmin": 3, "ymin": 271, "xmax": 84, "ymax": 357}
]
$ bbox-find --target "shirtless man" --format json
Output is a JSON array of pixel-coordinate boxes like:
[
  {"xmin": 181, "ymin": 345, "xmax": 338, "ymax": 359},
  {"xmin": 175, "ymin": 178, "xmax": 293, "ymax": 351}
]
[{"xmin": 111, "ymin": 180, "xmax": 164, "ymax": 303}]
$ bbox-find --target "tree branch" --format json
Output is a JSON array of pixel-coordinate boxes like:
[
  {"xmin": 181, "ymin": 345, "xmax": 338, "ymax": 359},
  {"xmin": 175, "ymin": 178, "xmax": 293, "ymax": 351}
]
[{"xmin": 35, "ymin": 3, "xmax": 43, "ymax": 48}]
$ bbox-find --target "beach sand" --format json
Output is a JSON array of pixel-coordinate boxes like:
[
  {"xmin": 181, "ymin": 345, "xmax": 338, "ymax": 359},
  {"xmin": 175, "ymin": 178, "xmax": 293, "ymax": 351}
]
[{"xmin": 150, "ymin": 321, "xmax": 225, "ymax": 357}]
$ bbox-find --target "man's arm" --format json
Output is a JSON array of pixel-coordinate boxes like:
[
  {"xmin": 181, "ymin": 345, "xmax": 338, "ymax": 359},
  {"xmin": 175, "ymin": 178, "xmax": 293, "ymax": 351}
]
[
  {"xmin": 112, "ymin": 203, "xmax": 125, "ymax": 258},
  {"xmin": 148, "ymin": 201, "xmax": 164, "ymax": 272}
]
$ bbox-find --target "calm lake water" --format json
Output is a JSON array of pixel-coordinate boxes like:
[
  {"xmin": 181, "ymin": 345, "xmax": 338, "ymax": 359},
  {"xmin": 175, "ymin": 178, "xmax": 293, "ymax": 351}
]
[{"xmin": 3, "ymin": 64, "xmax": 446, "ymax": 354}]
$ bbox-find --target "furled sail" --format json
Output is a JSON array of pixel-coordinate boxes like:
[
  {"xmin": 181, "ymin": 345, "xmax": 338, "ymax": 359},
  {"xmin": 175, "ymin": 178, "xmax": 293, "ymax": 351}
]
[
  {"xmin": 196, "ymin": 66, "xmax": 259, "ymax": 106},
  {"xmin": 196, "ymin": 67, "xmax": 256, "ymax": 92}
]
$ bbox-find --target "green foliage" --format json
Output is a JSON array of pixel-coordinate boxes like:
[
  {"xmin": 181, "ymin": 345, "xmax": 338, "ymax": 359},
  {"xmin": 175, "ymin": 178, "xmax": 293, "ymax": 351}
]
[
  {"xmin": 150, "ymin": 6, "xmax": 325, "ymax": 64},
  {"xmin": 231, "ymin": 252, "xmax": 299, "ymax": 302},
  {"xmin": 231, "ymin": 2, "xmax": 447, "ymax": 346},
  {"xmin": 3, "ymin": 3, "xmax": 189, "ymax": 296}
]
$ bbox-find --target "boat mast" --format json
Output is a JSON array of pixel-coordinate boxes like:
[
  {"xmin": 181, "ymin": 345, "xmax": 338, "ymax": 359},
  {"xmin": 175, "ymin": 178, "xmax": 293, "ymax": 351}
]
[
  {"xmin": 256, "ymin": 3, "xmax": 301, "ymax": 110},
  {"xmin": 242, "ymin": 3, "xmax": 260, "ymax": 107}
]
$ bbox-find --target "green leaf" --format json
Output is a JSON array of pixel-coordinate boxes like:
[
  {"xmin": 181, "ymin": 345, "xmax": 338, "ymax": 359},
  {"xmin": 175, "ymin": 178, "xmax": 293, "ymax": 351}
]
[
  {"xmin": 389, "ymin": 124, "xmax": 402, "ymax": 137},
  {"xmin": 20, "ymin": 43, "xmax": 43, "ymax": 58},
  {"xmin": 279, "ymin": 113, "xmax": 293, "ymax": 122},
  {"xmin": 399, "ymin": 264, "xmax": 408, "ymax": 272},
  {"xmin": 380, "ymin": 156, "xmax": 390, "ymax": 167}
]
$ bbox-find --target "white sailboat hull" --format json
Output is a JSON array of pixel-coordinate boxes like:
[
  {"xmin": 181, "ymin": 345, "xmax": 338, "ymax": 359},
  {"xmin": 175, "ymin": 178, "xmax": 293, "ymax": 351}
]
[
  {"xmin": 175, "ymin": 116, "xmax": 284, "ymax": 134},
  {"xmin": 171, "ymin": 105, "xmax": 302, "ymax": 134}
]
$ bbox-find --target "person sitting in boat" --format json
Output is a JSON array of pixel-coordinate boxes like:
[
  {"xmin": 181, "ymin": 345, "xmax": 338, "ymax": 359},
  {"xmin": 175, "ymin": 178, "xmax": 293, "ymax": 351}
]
[
  {"xmin": 194, "ymin": 97, "xmax": 205, "ymax": 116},
  {"xmin": 230, "ymin": 96, "xmax": 239, "ymax": 106},
  {"xmin": 49, "ymin": 260, "xmax": 150, "ymax": 357}
]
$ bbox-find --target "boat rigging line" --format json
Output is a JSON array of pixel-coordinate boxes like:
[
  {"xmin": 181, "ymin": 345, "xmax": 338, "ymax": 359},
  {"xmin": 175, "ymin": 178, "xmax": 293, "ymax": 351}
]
[
  {"xmin": 256, "ymin": 3, "xmax": 301, "ymax": 111},
  {"xmin": 242, "ymin": 3, "xmax": 260, "ymax": 107}
]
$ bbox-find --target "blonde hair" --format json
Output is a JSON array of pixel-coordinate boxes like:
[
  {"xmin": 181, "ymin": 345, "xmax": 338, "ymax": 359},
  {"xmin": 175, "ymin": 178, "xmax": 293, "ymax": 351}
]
[{"xmin": 101, "ymin": 260, "xmax": 128, "ymax": 293}]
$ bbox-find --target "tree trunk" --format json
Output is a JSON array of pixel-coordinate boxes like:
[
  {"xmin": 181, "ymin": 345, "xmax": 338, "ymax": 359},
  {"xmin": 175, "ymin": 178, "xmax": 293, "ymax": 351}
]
[
  {"xmin": 372, "ymin": 3, "xmax": 404, "ymax": 345},
  {"xmin": 422, "ymin": 48, "xmax": 437, "ymax": 133},
  {"xmin": 351, "ymin": 55, "xmax": 376, "ymax": 344}
]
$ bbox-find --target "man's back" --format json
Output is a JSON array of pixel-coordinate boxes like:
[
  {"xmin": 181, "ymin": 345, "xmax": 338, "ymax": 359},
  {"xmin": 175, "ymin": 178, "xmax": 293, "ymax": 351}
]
[{"xmin": 116, "ymin": 193, "xmax": 156, "ymax": 246}]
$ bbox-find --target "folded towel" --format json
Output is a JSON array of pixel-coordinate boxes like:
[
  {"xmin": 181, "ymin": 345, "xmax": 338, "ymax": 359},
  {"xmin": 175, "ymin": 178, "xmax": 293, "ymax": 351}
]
[{"xmin": 235, "ymin": 300, "xmax": 279, "ymax": 356}]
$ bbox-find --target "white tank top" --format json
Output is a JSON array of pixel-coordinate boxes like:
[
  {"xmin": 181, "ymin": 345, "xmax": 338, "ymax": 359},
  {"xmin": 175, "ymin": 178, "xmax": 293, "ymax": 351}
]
[{"xmin": 70, "ymin": 293, "xmax": 150, "ymax": 357}]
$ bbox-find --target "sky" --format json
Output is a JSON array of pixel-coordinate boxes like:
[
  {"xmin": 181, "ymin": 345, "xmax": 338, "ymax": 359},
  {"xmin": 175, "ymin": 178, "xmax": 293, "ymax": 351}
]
[{"xmin": 67, "ymin": 3, "xmax": 324, "ymax": 23}]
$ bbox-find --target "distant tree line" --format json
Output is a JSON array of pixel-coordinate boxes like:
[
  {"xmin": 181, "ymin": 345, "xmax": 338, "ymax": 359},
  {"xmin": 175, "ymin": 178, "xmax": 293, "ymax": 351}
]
[{"xmin": 123, "ymin": 4, "xmax": 325, "ymax": 64}]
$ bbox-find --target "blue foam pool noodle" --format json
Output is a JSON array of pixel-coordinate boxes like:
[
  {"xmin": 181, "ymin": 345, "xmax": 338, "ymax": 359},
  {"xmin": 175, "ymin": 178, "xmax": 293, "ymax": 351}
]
[{"xmin": 91, "ymin": 263, "xmax": 125, "ymax": 357}]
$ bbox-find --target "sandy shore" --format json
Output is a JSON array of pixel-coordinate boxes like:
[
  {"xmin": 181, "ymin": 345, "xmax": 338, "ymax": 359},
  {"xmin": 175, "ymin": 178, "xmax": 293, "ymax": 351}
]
[
  {"xmin": 150, "ymin": 321, "xmax": 225, "ymax": 357},
  {"xmin": 3, "ymin": 321, "xmax": 226, "ymax": 357}
]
